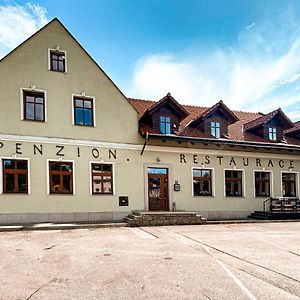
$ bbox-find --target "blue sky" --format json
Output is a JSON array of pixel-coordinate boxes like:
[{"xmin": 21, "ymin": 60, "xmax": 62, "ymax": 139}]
[{"xmin": 1, "ymin": 1, "xmax": 300, "ymax": 120}]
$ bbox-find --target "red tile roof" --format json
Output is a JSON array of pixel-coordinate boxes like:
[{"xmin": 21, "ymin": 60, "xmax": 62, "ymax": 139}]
[
  {"xmin": 128, "ymin": 96, "xmax": 300, "ymax": 147},
  {"xmin": 244, "ymin": 108, "xmax": 293, "ymax": 131},
  {"xmin": 128, "ymin": 98, "xmax": 262, "ymax": 141}
]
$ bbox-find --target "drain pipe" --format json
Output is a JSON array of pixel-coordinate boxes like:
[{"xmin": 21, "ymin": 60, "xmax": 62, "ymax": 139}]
[{"xmin": 140, "ymin": 132, "xmax": 149, "ymax": 156}]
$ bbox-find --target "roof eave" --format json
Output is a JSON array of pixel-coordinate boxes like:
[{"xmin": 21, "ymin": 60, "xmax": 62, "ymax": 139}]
[{"xmin": 143, "ymin": 133, "xmax": 300, "ymax": 152}]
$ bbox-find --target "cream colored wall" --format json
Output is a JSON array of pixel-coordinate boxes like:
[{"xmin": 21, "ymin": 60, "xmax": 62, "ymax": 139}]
[
  {"xmin": 0, "ymin": 139, "xmax": 299, "ymax": 215},
  {"xmin": 142, "ymin": 145, "xmax": 300, "ymax": 213},
  {"xmin": 0, "ymin": 20, "xmax": 140, "ymax": 144},
  {"xmin": 0, "ymin": 140, "xmax": 145, "ymax": 213}
]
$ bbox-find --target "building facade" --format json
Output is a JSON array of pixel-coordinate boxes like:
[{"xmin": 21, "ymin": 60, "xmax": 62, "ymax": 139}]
[{"xmin": 1, "ymin": 18, "xmax": 300, "ymax": 223}]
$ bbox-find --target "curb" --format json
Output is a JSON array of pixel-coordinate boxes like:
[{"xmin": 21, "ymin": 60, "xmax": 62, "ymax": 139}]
[
  {"xmin": 206, "ymin": 219, "xmax": 300, "ymax": 225},
  {"xmin": 0, "ymin": 219, "xmax": 299, "ymax": 232},
  {"xmin": 0, "ymin": 222, "xmax": 128, "ymax": 232}
]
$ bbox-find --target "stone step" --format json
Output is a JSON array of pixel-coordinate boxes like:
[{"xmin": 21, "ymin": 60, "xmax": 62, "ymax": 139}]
[{"xmin": 124, "ymin": 211, "xmax": 207, "ymax": 227}]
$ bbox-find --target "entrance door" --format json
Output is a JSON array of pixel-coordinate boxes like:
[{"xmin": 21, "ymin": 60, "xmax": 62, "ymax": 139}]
[{"xmin": 148, "ymin": 168, "xmax": 169, "ymax": 211}]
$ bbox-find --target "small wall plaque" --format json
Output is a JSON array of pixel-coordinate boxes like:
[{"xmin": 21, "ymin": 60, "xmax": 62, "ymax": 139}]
[
  {"xmin": 174, "ymin": 180, "xmax": 180, "ymax": 192},
  {"xmin": 119, "ymin": 196, "xmax": 129, "ymax": 206}
]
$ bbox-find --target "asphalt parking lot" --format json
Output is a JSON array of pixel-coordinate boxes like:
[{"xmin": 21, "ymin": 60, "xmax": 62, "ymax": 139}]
[{"xmin": 1, "ymin": 222, "xmax": 300, "ymax": 300}]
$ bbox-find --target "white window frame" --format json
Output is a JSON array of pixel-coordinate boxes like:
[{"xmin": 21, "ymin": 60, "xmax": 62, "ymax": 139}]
[
  {"xmin": 48, "ymin": 48, "xmax": 67, "ymax": 73},
  {"xmin": 211, "ymin": 121, "xmax": 221, "ymax": 138},
  {"xmin": 191, "ymin": 167, "xmax": 215, "ymax": 197},
  {"xmin": 20, "ymin": 87, "xmax": 47, "ymax": 122},
  {"xmin": 280, "ymin": 171, "xmax": 299, "ymax": 198},
  {"xmin": 223, "ymin": 169, "xmax": 246, "ymax": 198},
  {"xmin": 89, "ymin": 161, "xmax": 115, "ymax": 195},
  {"xmin": 268, "ymin": 126, "xmax": 277, "ymax": 141},
  {"xmin": 0, "ymin": 157, "xmax": 31, "ymax": 195},
  {"xmin": 46, "ymin": 159, "xmax": 75, "ymax": 195},
  {"xmin": 253, "ymin": 170, "xmax": 273, "ymax": 198},
  {"xmin": 71, "ymin": 94, "xmax": 96, "ymax": 127}
]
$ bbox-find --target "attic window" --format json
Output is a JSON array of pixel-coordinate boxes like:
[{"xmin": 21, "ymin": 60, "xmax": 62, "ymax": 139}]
[
  {"xmin": 211, "ymin": 121, "xmax": 220, "ymax": 138},
  {"xmin": 268, "ymin": 127, "xmax": 277, "ymax": 141},
  {"xmin": 160, "ymin": 116, "xmax": 171, "ymax": 134},
  {"xmin": 49, "ymin": 50, "xmax": 66, "ymax": 72}
]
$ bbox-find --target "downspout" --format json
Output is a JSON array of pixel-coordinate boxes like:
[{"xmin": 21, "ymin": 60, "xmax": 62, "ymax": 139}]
[{"xmin": 140, "ymin": 132, "xmax": 149, "ymax": 156}]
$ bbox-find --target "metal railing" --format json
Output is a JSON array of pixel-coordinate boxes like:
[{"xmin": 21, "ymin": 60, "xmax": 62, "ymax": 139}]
[{"xmin": 263, "ymin": 197, "xmax": 300, "ymax": 213}]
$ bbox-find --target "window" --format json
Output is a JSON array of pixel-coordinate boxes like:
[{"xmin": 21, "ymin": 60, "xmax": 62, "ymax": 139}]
[
  {"xmin": 282, "ymin": 173, "xmax": 297, "ymax": 197},
  {"xmin": 225, "ymin": 170, "xmax": 243, "ymax": 197},
  {"xmin": 50, "ymin": 50, "xmax": 66, "ymax": 72},
  {"xmin": 211, "ymin": 121, "xmax": 220, "ymax": 138},
  {"xmin": 255, "ymin": 172, "xmax": 270, "ymax": 197},
  {"xmin": 193, "ymin": 169, "xmax": 212, "ymax": 196},
  {"xmin": 268, "ymin": 127, "xmax": 277, "ymax": 141},
  {"xmin": 73, "ymin": 96, "xmax": 94, "ymax": 126},
  {"xmin": 49, "ymin": 161, "xmax": 73, "ymax": 194},
  {"xmin": 91, "ymin": 163, "xmax": 113, "ymax": 194},
  {"xmin": 160, "ymin": 116, "xmax": 171, "ymax": 134},
  {"xmin": 2, "ymin": 159, "xmax": 28, "ymax": 193},
  {"xmin": 23, "ymin": 90, "xmax": 45, "ymax": 122}
]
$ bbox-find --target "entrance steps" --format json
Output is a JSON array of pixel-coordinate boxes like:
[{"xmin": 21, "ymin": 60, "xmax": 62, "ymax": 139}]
[
  {"xmin": 124, "ymin": 211, "xmax": 207, "ymax": 227},
  {"xmin": 248, "ymin": 211, "xmax": 300, "ymax": 220}
]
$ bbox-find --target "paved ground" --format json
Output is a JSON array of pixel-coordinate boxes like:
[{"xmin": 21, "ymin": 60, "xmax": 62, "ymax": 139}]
[{"xmin": 1, "ymin": 223, "xmax": 300, "ymax": 300}]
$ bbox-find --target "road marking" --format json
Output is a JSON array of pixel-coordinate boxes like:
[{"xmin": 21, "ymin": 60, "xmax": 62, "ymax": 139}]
[
  {"xmin": 164, "ymin": 228, "xmax": 258, "ymax": 300},
  {"xmin": 127, "ymin": 228, "xmax": 157, "ymax": 239}
]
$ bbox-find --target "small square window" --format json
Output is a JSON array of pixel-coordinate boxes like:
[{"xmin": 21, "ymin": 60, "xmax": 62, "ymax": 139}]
[
  {"xmin": 49, "ymin": 161, "xmax": 73, "ymax": 194},
  {"xmin": 2, "ymin": 159, "xmax": 28, "ymax": 193},
  {"xmin": 50, "ymin": 50, "xmax": 66, "ymax": 72},
  {"xmin": 23, "ymin": 90, "xmax": 45, "ymax": 122},
  {"xmin": 91, "ymin": 163, "xmax": 113, "ymax": 194},
  {"xmin": 225, "ymin": 170, "xmax": 243, "ymax": 197},
  {"xmin": 193, "ymin": 169, "xmax": 212, "ymax": 196}
]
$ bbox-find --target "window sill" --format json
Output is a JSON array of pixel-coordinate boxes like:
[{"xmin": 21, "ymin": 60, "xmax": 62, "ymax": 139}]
[
  {"xmin": 73, "ymin": 124, "xmax": 95, "ymax": 128},
  {"xmin": 49, "ymin": 69, "xmax": 67, "ymax": 74},
  {"xmin": 49, "ymin": 193, "xmax": 74, "ymax": 195},
  {"xmin": 22, "ymin": 119, "xmax": 46, "ymax": 123}
]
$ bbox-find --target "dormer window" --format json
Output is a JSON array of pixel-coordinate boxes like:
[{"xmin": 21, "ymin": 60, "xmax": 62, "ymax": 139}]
[
  {"xmin": 211, "ymin": 121, "xmax": 220, "ymax": 138},
  {"xmin": 268, "ymin": 127, "xmax": 277, "ymax": 141},
  {"xmin": 160, "ymin": 116, "xmax": 171, "ymax": 134}
]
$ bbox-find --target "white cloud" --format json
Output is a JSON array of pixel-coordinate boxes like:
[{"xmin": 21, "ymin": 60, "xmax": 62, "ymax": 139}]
[
  {"xmin": 128, "ymin": 9, "xmax": 300, "ymax": 120},
  {"xmin": 0, "ymin": 2, "xmax": 48, "ymax": 58}
]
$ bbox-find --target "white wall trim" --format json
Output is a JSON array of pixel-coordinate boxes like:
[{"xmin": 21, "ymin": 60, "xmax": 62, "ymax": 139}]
[
  {"xmin": 89, "ymin": 161, "xmax": 115, "ymax": 195},
  {"xmin": 20, "ymin": 87, "xmax": 48, "ymax": 122},
  {"xmin": 252, "ymin": 170, "xmax": 274, "ymax": 198},
  {"xmin": 280, "ymin": 171, "xmax": 299, "ymax": 197},
  {"xmin": 48, "ymin": 48, "xmax": 68, "ymax": 73},
  {"xmin": 191, "ymin": 167, "xmax": 215, "ymax": 197},
  {"xmin": 71, "ymin": 94, "xmax": 96, "ymax": 127},
  {"xmin": 143, "ymin": 163, "xmax": 173, "ymax": 211},
  {"xmin": 223, "ymin": 168, "xmax": 246, "ymax": 198},
  {"xmin": 2, "ymin": 133, "xmax": 300, "ymax": 161},
  {"xmin": 0, "ymin": 156, "xmax": 31, "ymax": 195},
  {"xmin": 46, "ymin": 159, "xmax": 75, "ymax": 195}
]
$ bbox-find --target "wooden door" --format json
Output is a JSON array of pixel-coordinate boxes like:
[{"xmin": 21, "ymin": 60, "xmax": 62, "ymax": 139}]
[{"xmin": 148, "ymin": 168, "xmax": 169, "ymax": 211}]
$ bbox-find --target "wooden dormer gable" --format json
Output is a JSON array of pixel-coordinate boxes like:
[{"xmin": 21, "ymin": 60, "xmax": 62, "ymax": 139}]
[
  {"xmin": 284, "ymin": 121, "xmax": 300, "ymax": 139},
  {"xmin": 244, "ymin": 108, "xmax": 293, "ymax": 141},
  {"xmin": 139, "ymin": 93, "xmax": 189, "ymax": 134},
  {"xmin": 187, "ymin": 100, "xmax": 239, "ymax": 138}
]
